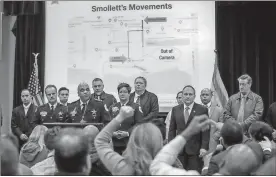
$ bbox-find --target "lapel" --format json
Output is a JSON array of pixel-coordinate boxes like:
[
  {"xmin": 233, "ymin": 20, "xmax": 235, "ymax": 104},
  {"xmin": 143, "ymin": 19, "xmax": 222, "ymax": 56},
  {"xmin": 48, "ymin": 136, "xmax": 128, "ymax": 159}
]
[
  {"xmin": 19, "ymin": 105, "xmax": 26, "ymax": 117},
  {"xmin": 178, "ymin": 104, "xmax": 185, "ymax": 126},
  {"xmin": 129, "ymin": 92, "xmax": 135, "ymax": 103},
  {"xmin": 187, "ymin": 103, "xmax": 197, "ymax": 125},
  {"xmin": 209, "ymin": 104, "xmax": 216, "ymax": 118},
  {"xmin": 140, "ymin": 90, "xmax": 149, "ymax": 108},
  {"xmin": 26, "ymin": 104, "xmax": 34, "ymax": 118},
  {"xmin": 76, "ymin": 100, "xmax": 82, "ymax": 113}
]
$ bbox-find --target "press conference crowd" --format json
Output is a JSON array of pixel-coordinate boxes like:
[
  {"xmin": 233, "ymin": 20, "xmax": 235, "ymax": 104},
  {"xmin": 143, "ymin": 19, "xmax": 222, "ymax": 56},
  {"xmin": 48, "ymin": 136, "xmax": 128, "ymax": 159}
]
[{"xmin": 1, "ymin": 74, "xmax": 276, "ymax": 175}]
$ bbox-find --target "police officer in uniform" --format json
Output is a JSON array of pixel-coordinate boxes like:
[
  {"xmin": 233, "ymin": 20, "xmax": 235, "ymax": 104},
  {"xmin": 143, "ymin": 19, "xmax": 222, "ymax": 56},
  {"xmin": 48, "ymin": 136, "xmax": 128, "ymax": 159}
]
[
  {"xmin": 91, "ymin": 78, "xmax": 117, "ymax": 111},
  {"xmin": 33, "ymin": 85, "xmax": 69, "ymax": 125},
  {"xmin": 68, "ymin": 82, "xmax": 111, "ymax": 124}
]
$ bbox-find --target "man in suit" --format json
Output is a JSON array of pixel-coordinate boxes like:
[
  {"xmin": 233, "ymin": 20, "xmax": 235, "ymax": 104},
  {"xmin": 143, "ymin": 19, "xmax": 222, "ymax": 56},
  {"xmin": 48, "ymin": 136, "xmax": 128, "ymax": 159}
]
[
  {"xmin": 129, "ymin": 76, "xmax": 159, "ymax": 123},
  {"xmin": 58, "ymin": 87, "xmax": 70, "ymax": 106},
  {"xmin": 205, "ymin": 120, "xmax": 243, "ymax": 175},
  {"xmin": 68, "ymin": 82, "xmax": 110, "ymax": 124},
  {"xmin": 109, "ymin": 83, "xmax": 143, "ymax": 154},
  {"xmin": 264, "ymin": 102, "xmax": 276, "ymax": 141},
  {"xmin": 200, "ymin": 88, "xmax": 223, "ymax": 152},
  {"xmin": 91, "ymin": 78, "xmax": 117, "ymax": 111},
  {"xmin": 33, "ymin": 85, "xmax": 69, "ymax": 125},
  {"xmin": 223, "ymin": 74, "xmax": 264, "ymax": 137},
  {"xmin": 168, "ymin": 85, "xmax": 210, "ymax": 172},
  {"xmin": 11, "ymin": 89, "xmax": 37, "ymax": 148}
]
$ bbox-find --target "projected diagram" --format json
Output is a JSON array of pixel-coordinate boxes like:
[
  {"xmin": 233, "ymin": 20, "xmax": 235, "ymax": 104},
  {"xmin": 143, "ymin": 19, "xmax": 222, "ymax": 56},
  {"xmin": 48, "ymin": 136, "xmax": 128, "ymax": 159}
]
[{"xmin": 67, "ymin": 12, "xmax": 199, "ymax": 93}]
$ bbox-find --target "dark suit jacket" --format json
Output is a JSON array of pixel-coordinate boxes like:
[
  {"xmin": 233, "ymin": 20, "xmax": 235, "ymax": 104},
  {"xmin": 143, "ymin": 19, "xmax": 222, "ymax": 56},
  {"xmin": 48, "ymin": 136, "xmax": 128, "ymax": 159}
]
[
  {"xmin": 11, "ymin": 104, "xmax": 37, "ymax": 138},
  {"xmin": 33, "ymin": 103, "xmax": 69, "ymax": 125},
  {"xmin": 91, "ymin": 92, "xmax": 117, "ymax": 110},
  {"xmin": 68, "ymin": 98, "xmax": 111, "ymax": 124},
  {"xmin": 207, "ymin": 150, "xmax": 228, "ymax": 175},
  {"xmin": 109, "ymin": 102, "xmax": 143, "ymax": 147},
  {"xmin": 168, "ymin": 102, "xmax": 210, "ymax": 155},
  {"xmin": 265, "ymin": 102, "xmax": 276, "ymax": 129},
  {"xmin": 129, "ymin": 90, "xmax": 159, "ymax": 123}
]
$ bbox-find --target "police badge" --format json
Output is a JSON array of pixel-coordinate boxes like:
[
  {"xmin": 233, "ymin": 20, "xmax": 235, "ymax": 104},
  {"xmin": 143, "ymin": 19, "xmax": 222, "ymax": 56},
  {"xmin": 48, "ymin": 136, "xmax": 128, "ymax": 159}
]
[
  {"xmin": 91, "ymin": 109, "xmax": 97, "ymax": 119},
  {"xmin": 40, "ymin": 111, "xmax": 47, "ymax": 117},
  {"xmin": 70, "ymin": 107, "xmax": 77, "ymax": 117}
]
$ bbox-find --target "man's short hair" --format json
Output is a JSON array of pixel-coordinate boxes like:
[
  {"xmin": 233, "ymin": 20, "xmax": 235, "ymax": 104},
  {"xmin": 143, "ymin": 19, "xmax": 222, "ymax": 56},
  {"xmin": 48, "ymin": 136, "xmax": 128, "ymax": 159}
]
[
  {"xmin": 92, "ymin": 78, "xmax": 103, "ymax": 83},
  {"xmin": 182, "ymin": 85, "xmax": 196, "ymax": 95},
  {"xmin": 58, "ymin": 87, "xmax": 69, "ymax": 94},
  {"xmin": 21, "ymin": 89, "xmax": 31, "ymax": 95},
  {"xmin": 45, "ymin": 84, "xmax": 57, "ymax": 93},
  {"xmin": 248, "ymin": 121, "xmax": 273, "ymax": 141},
  {"xmin": 117, "ymin": 83, "xmax": 131, "ymax": 93},
  {"xmin": 1, "ymin": 138, "xmax": 19, "ymax": 175},
  {"xmin": 54, "ymin": 128, "xmax": 89, "ymax": 173},
  {"xmin": 176, "ymin": 91, "xmax": 183, "ymax": 98},
  {"xmin": 134, "ymin": 76, "xmax": 147, "ymax": 86},
  {"xmin": 44, "ymin": 126, "xmax": 61, "ymax": 150},
  {"xmin": 238, "ymin": 74, "xmax": 252, "ymax": 85},
  {"xmin": 221, "ymin": 120, "xmax": 243, "ymax": 146}
]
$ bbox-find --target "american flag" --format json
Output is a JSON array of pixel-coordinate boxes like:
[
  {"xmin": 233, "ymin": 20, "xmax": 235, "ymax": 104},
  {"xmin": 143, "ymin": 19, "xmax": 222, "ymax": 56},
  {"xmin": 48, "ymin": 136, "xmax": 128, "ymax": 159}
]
[
  {"xmin": 27, "ymin": 57, "xmax": 44, "ymax": 106},
  {"xmin": 211, "ymin": 51, "xmax": 229, "ymax": 108}
]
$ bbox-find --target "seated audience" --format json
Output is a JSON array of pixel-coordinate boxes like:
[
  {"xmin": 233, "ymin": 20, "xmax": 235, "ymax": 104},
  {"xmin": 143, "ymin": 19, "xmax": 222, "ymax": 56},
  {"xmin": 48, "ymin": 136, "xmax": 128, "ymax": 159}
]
[
  {"xmin": 54, "ymin": 127, "xmax": 91, "ymax": 175},
  {"xmin": 205, "ymin": 120, "xmax": 243, "ymax": 175},
  {"xmin": 150, "ymin": 114, "xmax": 210, "ymax": 175},
  {"xmin": 19, "ymin": 125, "xmax": 48, "ymax": 167},
  {"xmin": 31, "ymin": 126, "xmax": 61, "ymax": 175},
  {"xmin": 83, "ymin": 125, "xmax": 112, "ymax": 176},
  {"xmin": 2, "ymin": 133, "xmax": 33, "ymax": 175},
  {"xmin": 217, "ymin": 142, "xmax": 263, "ymax": 175},
  {"xmin": 1, "ymin": 137, "xmax": 19, "ymax": 175},
  {"xmin": 248, "ymin": 121, "xmax": 275, "ymax": 162},
  {"xmin": 95, "ymin": 106, "xmax": 183, "ymax": 176}
]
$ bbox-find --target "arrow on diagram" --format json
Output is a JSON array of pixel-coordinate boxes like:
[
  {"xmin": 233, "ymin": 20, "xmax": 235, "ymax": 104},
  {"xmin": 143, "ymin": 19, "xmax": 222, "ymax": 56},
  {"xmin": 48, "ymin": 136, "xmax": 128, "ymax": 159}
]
[
  {"xmin": 144, "ymin": 16, "xmax": 167, "ymax": 24},
  {"xmin": 109, "ymin": 55, "xmax": 127, "ymax": 63}
]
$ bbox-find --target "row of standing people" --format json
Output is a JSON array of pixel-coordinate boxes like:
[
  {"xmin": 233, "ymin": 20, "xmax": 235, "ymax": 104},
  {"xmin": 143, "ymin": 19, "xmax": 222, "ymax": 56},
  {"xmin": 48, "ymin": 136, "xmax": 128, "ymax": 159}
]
[{"xmin": 11, "ymin": 77, "xmax": 160, "ymax": 151}]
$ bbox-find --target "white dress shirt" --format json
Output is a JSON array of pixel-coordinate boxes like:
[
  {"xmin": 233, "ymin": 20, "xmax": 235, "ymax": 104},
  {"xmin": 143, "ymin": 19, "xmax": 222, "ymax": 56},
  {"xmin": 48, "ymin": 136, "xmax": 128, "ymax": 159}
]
[
  {"xmin": 48, "ymin": 102, "xmax": 58, "ymax": 110},
  {"xmin": 134, "ymin": 91, "xmax": 145, "ymax": 103},
  {"xmin": 202, "ymin": 102, "xmax": 211, "ymax": 115},
  {"xmin": 23, "ymin": 103, "xmax": 32, "ymax": 115},
  {"xmin": 80, "ymin": 100, "xmax": 89, "ymax": 110}
]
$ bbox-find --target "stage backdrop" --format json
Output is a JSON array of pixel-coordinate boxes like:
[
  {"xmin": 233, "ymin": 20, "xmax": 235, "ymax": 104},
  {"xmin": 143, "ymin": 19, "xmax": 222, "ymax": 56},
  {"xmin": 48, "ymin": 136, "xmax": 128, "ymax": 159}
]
[{"xmin": 45, "ymin": 1, "xmax": 215, "ymax": 112}]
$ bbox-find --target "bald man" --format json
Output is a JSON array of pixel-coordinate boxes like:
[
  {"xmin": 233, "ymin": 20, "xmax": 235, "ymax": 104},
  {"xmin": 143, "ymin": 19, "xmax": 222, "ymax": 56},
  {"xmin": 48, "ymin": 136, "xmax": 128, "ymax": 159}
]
[
  {"xmin": 83, "ymin": 125, "xmax": 112, "ymax": 176},
  {"xmin": 54, "ymin": 128, "xmax": 91, "ymax": 175},
  {"xmin": 200, "ymin": 88, "xmax": 223, "ymax": 152},
  {"xmin": 217, "ymin": 143, "xmax": 262, "ymax": 175},
  {"xmin": 68, "ymin": 82, "xmax": 111, "ymax": 124}
]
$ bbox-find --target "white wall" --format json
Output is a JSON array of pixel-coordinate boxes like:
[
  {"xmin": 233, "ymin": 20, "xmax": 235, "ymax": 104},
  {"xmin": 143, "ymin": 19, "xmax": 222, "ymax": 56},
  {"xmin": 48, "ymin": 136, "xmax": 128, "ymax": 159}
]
[{"xmin": 0, "ymin": 16, "xmax": 16, "ymax": 134}]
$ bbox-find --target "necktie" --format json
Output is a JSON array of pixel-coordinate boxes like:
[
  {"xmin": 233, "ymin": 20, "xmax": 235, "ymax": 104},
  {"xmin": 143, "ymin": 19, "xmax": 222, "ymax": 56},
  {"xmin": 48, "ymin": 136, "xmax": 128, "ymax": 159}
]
[
  {"xmin": 136, "ymin": 96, "xmax": 140, "ymax": 105},
  {"xmin": 81, "ymin": 103, "xmax": 87, "ymax": 115},
  {"xmin": 237, "ymin": 96, "xmax": 246, "ymax": 123},
  {"xmin": 50, "ymin": 105, "xmax": 54, "ymax": 117},
  {"xmin": 184, "ymin": 107, "xmax": 190, "ymax": 123}
]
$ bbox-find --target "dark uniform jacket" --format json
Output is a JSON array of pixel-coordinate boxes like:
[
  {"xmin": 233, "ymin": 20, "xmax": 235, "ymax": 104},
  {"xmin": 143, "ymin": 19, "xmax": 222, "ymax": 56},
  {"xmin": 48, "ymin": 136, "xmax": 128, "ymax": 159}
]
[
  {"xmin": 68, "ymin": 98, "xmax": 111, "ymax": 124},
  {"xmin": 33, "ymin": 103, "xmax": 69, "ymax": 125},
  {"xmin": 11, "ymin": 103, "xmax": 37, "ymax": 138},
  {"xmin": 109, "ymin": 102, "xmax": 143, "ymax": 147},
  {"xmin": 129, "ymin": 90, "xmax": 159, "ymax": 123},
  {"xmin": 91, "ymin": 92, "xmax": 117, "ymax": 111}
]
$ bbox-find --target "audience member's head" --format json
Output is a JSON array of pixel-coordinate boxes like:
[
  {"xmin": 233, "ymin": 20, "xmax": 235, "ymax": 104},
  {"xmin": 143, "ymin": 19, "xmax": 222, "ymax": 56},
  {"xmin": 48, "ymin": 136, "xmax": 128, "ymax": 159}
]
[
  {"xmin": 220, "ymin": 120, "xmax": 243, "ymax": 147},
  {"xmin": 218, "ymin": 143, "xmax": 261, "ymax": 175},
  {"xmin": 25, "ymin": 125, "xmax": 48, "ymax": 151},
  {"xmin": 1, "ymin": 133, "xmax": 19, "ymax": 150},
  {"xmin": 44, "ymin": 126, "xmax": 61, "ymax": 151},
  {"xmin": 83, "ymin": 125, "xmax": 99, "ymax": 144},
  {"xmin": 54, "ymin": 128, "xmax": 91, "ymax": 175},
  {"xmin": 1, "ymin": 137, "xmax": 19, "ymax": 175},
  {"xmin": 248, "ymin": 121, "xmax": 273, "ymax": 141},
  {"xmin": 123, "ymin": 123, "xmax": 163, "ymax": 175}
]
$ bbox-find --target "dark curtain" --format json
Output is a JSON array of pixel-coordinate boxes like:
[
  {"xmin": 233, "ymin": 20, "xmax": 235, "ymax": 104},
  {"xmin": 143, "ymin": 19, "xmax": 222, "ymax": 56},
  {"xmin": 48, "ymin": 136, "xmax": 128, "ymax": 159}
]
[
  {"xmin": 216, "ymin": 1, "xmax": 276, "ymax": 118},
  {"xmin": 4, "ymin": 1, "xmax": 45, "ymax": 108}
]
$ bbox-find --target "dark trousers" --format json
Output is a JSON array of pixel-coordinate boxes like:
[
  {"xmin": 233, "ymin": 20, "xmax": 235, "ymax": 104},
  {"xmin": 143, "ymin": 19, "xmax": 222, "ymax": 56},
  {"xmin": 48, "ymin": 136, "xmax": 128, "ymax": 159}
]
[{"xmin": 179, "ymin": 153, "xmax": 203, "ymax": 173}]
